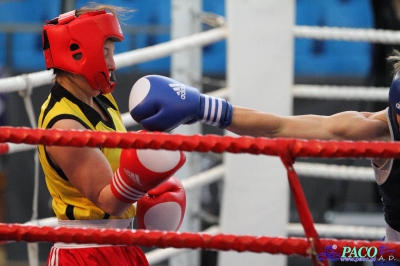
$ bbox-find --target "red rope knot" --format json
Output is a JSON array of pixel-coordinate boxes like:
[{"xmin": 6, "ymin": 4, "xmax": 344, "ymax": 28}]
[{"xmin": 275, "ymin": 138, "xmax": 296, "ymax": 169}]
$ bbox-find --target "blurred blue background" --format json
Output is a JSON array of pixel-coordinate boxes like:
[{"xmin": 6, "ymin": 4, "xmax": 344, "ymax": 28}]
[
  {"xmin": 0, "ymin": 1, "xmax": 385, "ymax": 265},
  {"xmin": 0, "ymin": 0, "xmax": 374, "ymax": 78}
]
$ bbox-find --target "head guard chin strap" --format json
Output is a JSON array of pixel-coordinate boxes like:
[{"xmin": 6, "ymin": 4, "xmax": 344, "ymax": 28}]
[{"xmin": 42, "ymin": 9, "xmax": 124, "ymax": 94}]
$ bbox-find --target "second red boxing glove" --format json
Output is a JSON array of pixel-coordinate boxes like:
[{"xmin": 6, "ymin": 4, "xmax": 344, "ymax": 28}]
[{"xmin": 136, "ymin": 176, "xmax": 186, "ymax": 231}]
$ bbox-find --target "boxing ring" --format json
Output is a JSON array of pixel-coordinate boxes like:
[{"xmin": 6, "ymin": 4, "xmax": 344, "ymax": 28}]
[{"xmin": 1, "ymin": 1, "xmax": 400, "ymax": 266}]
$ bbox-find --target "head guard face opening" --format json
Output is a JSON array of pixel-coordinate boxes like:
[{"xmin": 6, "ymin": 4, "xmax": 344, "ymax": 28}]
[
  {"xmin": 389, "ymin": 72, "xmax": 400, "ymax": 115},
  {"xmin": 42, "ymin": 9, "xmax": 124, "ymax": 94}
]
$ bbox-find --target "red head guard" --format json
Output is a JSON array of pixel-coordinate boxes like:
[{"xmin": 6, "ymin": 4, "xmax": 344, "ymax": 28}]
[{"xmin": 42, "ymin": 10, "xmax": 124, "ymax": 94}]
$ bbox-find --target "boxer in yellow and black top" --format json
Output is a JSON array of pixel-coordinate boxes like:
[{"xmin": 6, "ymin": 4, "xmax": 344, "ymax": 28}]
[
  {"xmin": 38, "ymin": 83, "xmax": 133, "ymax": 221},
  {"xmin": 38, "ymin": 4, "xmax": 186, "ymax": 266}
]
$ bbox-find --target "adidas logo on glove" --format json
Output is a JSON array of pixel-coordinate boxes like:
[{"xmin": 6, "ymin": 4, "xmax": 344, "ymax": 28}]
[
  {"xmin": 169, "ymin": 83, "xmax": 186, "ymax": 100},
  {"xmin": 124, "ymin": 168, "xmax": 141, "ymax": 186}
]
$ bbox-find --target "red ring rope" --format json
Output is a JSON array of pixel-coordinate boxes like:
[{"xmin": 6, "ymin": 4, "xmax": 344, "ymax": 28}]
[
  {"xmin": 1, "ymin": 126, "xmax": 396, "ymax": 265},
  {"xmin": 0, "ymin": 223, "xmax": 397, "ymax": 260},
  {"xmin": 1, "ymin": 126, "xmax": 400, "ymax": 158}
]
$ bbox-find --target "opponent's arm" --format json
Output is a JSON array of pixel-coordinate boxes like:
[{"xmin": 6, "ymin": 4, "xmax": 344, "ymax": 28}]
[
  {"xmin": 128, "ymin": 75, "xmax": 389, "ymax": 141},
  {"xmin": 227, "ymin": 107, "xmax": 390, "ymax": 141}
]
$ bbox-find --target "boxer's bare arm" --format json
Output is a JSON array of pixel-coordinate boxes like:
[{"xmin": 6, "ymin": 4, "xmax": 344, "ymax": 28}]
[{"xmin": 227, "ymin": 107, "xmax": 390, "ymax": 141}]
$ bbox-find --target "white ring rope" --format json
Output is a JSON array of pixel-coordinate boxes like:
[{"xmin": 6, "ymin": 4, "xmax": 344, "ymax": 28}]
[
  {"xmin": 114, "ymin": 27, "xmax": 227, "ymax": 69},
  {"xmin": 0, "ymin": 71, "xmax": 53, "ymax": 93},
  {"xmin": 180, "ymin": 164, "xmax": 224, "ymax": 190},
  {"xmin": 287, "ymin": 223, "xmax": 385, "ymax": 240},
  {"xmin": 294, "ymin": 25, "xmax": 400, "ymax": 44},
  {"xmin": 22, "ymin": 163, "xmax": 224, "ymax": 227},
  {"xmin": 295, "ymin": 162, "xmax": 375, "ymax": 182},
  {"xmin": 293, "ymin": 85, "xmax": 389, "ymax": 101},
  {"xmin": 3, "ymin": 143, "xmax": 35, "ymax": 154}
]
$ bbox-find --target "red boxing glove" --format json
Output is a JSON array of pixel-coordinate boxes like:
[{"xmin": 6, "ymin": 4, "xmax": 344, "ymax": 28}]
[
  {"xmin": 136, "ymin": 176, "xmax": 186, "ymax": 231},
  {"xmin": 110, "ymin": 148, "xmax": 186, "ymax": 204}
]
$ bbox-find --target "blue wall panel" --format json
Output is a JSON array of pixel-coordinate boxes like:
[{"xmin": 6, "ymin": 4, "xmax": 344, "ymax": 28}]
[{"xmin": 0, "ymin": 0, "xmax": 376, "ymax": 77}]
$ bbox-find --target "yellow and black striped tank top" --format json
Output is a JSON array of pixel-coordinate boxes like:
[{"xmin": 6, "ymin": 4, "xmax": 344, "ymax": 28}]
[{"xmin": 38, "ymin": 84, "xmax": 135, "ymax": 220}]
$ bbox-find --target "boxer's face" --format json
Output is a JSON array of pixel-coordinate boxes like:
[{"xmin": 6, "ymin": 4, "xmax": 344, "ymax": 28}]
[{"xmin": 104, "ymin": 39, "xmax": 116, "ymax": 76}]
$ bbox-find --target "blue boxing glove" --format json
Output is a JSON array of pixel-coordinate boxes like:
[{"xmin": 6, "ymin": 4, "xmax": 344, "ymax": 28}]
[{"xmin": 129, "ymin": 75, "xmax": 233, "ymax": 132}]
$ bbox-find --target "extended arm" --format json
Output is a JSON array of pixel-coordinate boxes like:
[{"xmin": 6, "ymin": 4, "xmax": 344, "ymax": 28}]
[
  {"xmin": 128, "ymin": 75, "xmax": 390, "ymax": 142},
  {"xmin": 227, "ymin": 106, "xmax": 390, "ymax": 141}
]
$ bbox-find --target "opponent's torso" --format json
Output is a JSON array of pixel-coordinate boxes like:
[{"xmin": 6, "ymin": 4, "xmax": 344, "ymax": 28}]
[
  {"xmin": 373, "ymin": 106, "xmax": 400, "ymax": 231},
  {"xmin": 38, "ymin": 84, "xmax": 135, "ymax": 220}
]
